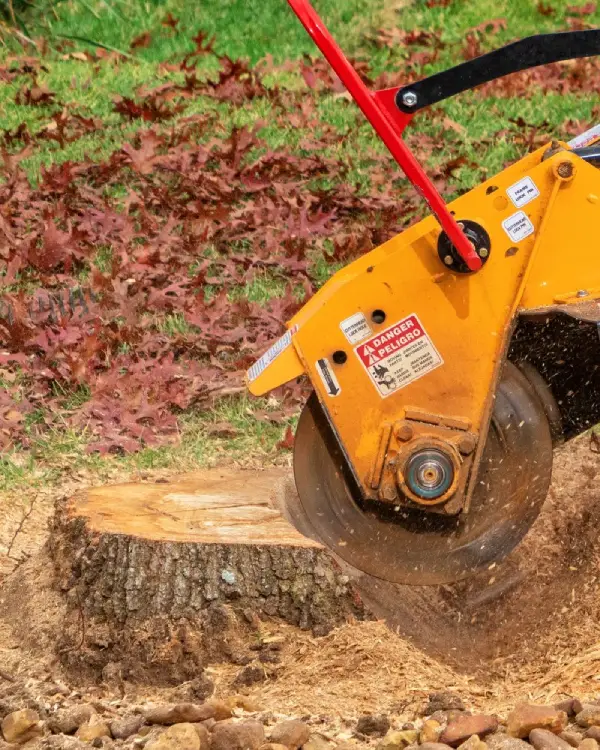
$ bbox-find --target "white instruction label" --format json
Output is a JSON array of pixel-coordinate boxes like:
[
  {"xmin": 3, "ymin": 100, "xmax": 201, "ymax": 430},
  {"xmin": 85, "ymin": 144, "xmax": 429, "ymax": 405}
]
[
  {"xmin": 246, "ymin": 325, "xmax": 298, "ymax": 383},
  {"xmin": 340, "ymin": 311, "xmax": 372, "ymax": 344},
  {"xmin": 316, "ymin": 358, "xmax": 341, "ymax": 397},
  {"xmin": 569, "ymin": 123, "xmax": 600, "ymax": 148},
  {"xmin": 502, "ymin": 211, "xmax": 534, "ymax": 243},
  {"xmin": 354, "ymin": 314, "xmax": 443, "ymax": 398},
  {"xmin": 507, "ymin": 176, "xmax": 540, "ymax": 208}
]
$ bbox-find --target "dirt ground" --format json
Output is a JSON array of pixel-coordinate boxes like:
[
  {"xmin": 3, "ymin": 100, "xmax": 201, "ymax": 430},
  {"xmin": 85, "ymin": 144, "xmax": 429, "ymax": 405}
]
[{"xmin": 0, "ymin": 434, "xmax": 598, "ymax": 721}]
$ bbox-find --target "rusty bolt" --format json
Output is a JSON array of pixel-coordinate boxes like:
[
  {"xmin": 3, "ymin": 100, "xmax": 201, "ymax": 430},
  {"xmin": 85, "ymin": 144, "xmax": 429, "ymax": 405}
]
[
  {"xmin": 379, "ymin": 484, "xmax": 397, "ymax": 502},
  {"xmin": 396, "ymin": 423, "xmax": 414, "ymax": 442},
  {"xmin": 557, "ymin": 161, "xmax": 574, "ymax": 179},
  {"xmin": 458, "ymin": 433, "xmax": 477, "ymax": 455}
]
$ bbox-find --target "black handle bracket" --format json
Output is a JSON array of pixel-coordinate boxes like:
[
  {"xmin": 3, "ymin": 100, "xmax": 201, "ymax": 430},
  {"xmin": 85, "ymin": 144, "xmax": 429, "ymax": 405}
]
[{"xmin": 396, "ymin": 29, "xmax": 600, "ymax": 113}]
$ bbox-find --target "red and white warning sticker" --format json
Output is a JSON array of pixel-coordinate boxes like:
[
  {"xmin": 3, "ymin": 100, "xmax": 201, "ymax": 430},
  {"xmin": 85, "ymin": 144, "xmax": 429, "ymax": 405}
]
[{"xmin": 354, "ymin": 314, "xmax": 443, "ymax": 397}]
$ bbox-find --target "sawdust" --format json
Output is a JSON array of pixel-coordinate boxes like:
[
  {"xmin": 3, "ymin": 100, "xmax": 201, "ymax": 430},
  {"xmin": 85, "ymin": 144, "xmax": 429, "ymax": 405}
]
[
  {"xmin": 0, "ymin": 435, "xmax": 598, "ymax": 719},
  {"xmin": 203, "ymin": 434, "xmax": 600, "ymax": 716},
  {"xmin": 248, "ymin": 620, "xmax": 483, "ymax": 716}
]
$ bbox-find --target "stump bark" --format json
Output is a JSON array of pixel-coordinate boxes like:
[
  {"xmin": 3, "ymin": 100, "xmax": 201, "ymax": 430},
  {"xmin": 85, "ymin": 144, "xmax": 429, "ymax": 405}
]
[{"xmin": 44, "ymin": 468, "xmax": 365, "ymax": 683}]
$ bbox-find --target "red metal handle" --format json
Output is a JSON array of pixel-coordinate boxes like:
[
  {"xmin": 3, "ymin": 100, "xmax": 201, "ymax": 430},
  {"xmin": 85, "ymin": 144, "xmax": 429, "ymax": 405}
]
[{"xmin": 288, "ymin": 0, "xmax": 482, "ymax": 271}]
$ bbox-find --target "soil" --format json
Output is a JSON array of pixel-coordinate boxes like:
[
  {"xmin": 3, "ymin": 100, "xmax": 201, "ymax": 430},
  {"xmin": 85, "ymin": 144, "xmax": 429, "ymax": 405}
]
[{"xmin": 0, "ymin": 434, "xmax": 598, "ymax": 723}]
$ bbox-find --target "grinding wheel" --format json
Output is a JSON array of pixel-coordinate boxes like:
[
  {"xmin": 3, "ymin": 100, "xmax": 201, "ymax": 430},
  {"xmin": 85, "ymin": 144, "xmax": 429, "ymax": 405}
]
[{"xmin": 292, "ymin": 362, "xmax": 554, "ymax": 584}]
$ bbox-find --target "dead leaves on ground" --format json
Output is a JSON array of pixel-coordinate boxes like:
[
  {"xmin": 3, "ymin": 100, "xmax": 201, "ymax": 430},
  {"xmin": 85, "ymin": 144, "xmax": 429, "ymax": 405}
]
[
  {"xmin": 1, "ymin": 13, "xmax": 596, "ymax": 454},
  {"xmin": 0, "ymin": 42, "xmax": 416, "ymax": 454}
]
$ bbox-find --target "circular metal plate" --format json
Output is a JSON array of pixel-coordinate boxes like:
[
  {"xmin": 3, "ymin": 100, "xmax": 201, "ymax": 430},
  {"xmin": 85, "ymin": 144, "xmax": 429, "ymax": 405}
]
[{"xmin": 293, "ymin": 362, "xmax": 554, "ymax": 584}]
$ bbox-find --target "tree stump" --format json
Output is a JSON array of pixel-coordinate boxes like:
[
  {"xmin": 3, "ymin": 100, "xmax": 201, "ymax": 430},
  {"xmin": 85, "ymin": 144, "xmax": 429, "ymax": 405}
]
[{"xmin": 41, "ymin": 468, "xmax": 365, "ymax": 683}]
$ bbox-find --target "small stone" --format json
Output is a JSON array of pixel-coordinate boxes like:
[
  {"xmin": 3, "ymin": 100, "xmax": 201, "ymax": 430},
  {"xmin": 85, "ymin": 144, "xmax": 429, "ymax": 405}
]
[
  {"xmin": 529, "ymin": 728, "xmax": 573, "ymax": 750},
  {"xmin": 429, "ymin": 712, "xmax": 468, "ymax": 728},
  {"xmin": 577, "ymin": 708, "xmax": 600, "ymax": 729},
  {"xmin": 426, "ymin": 694, "xmax": 466, "ymax": 715},
  {"xmin": 44, "ymin": 737, "xmax": 89, "ymax": 750},
  {"xmin": 356, "ymin": 715, "xmax": 390, "ymax": 738},
  {"xmin": 1, "ymin": 709, "xmax": 42, "ymax": 744},
  {"xmin": 421, "ymin": 721, "xmax": 442, "ymax": 744},
  {"xmin": 270, "ymin": 720, "xmax": 311, "ymax": 749},
  {"xmin": 507, "ymin": 706, "xmax": 567, "ymax": 738},
  {"xmin": 75, "ymin": 716, "xmax": 111, "ymax": 743},
  {"xmin": 233, "ymin": 665, "xmax": 267, "ymax": 689},
  {"xmin": 49, "ymin": 705, "xmax": 97, "ymax": 735},
  {"xmin": 558, "ymin": 732, "xmax": 582, "ymax": 747},
  {"xmin": 377, "ymin": 729, "xmax": 419, "ymax": 749},
  {"xmin": 191, "ymin": 723, "xmax": 210, "ymax": 750},
  {"xmin": 189, "ymin": 676, "xmax": 215, "ymax": 702},
  {"xmin": 304, "ymin": 733, "xmax": 332, "ymax": 750},
  {"xmin": 91, "ymin": 738, "xmax": 104, "ymax": 748},
  {"xmin": 211, "ymin": 721, "xmax": 265, "ymax": 750},
  {"xmin": 45, "ymin": 681, "xmax": 71, "ymax": 697},
  {"xmin": 486, "ymin": 737, "xmax": 531, "ymax": 750},
  {"xmin": 143, "ymin": 705, "xmax": 214, "ymax": 726},
  {"xmin": 205, "ymin": 701, "xmax": 232, "ymax": 721},
  {"xmin": 458, "ymin": 738, "xmax": 487, "ymax": 750},
  {"xmin": 420, "ymin": 744, "xmax": 454, "ymax": 750},
  {"xmin": 147, "ymin": 723, "xmax": 200, "ymax": 750},
  {"xmin": 440, "ymin": 716, "xmax": 498, "ymax": 747},
  {"xmin": 554, "ymin": 702, "xmax": 577, "ymax": 718},
  {"xmin": 579, "ymin": 740, "xmax": 599, "ymax": 750},
  {"xmin": 586, "ymin": 729, "xmax": 600, "ymax": 741},
  {"xmin": 110, "ymin": 715, "xmax": 145, "ymax": 740}
]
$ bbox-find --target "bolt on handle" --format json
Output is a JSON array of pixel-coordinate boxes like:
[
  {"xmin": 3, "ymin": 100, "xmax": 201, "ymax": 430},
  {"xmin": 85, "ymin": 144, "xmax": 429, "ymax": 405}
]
[{"xmin": 286, "ymin": 0, "xmax": 482, "ymax": 271}]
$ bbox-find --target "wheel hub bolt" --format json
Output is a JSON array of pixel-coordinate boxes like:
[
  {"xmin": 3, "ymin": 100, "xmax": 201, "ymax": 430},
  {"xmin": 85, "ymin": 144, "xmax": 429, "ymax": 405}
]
[
  {"xmin": 396, "ymin": 423, "xmax": 414, "ymax": 442},
  {"xmin": 405, "ymin": 448, "xmax": 454, "ymax": 501},
  {"xmin": 458, "ymin": 434, "xmax": 477, "ymax": 455}
]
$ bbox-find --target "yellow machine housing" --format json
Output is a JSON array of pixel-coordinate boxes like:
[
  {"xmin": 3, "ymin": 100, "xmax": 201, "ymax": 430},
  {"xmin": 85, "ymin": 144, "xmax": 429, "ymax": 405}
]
[{"xmin": 247, "ymin": 144, "xmax": 600, "ymax": 510}]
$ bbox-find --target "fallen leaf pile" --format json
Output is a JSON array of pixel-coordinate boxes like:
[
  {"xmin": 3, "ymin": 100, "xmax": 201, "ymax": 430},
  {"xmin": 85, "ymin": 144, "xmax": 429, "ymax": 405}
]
[{"xmin": 2, "ymin": 18, "xmax": 600, "ymax": 454}]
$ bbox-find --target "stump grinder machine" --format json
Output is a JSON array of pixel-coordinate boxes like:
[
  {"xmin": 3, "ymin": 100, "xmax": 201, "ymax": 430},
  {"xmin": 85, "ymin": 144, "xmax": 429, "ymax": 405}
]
[{"xmin": 246, "ymin": 0, "xmax": 600, "ymax": 584}]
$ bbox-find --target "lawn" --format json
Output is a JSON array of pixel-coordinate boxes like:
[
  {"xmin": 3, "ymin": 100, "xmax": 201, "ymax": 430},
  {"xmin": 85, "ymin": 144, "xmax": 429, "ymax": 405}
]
[{"xmin": 1, "ymin": 0, "xmax": 600, "ymax": 492}]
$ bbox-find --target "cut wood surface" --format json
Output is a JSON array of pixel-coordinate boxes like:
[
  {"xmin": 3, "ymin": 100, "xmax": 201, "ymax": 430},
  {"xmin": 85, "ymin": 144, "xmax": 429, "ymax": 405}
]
[{"xmin": 69, "ymin": 467, "xmax": 319, "ymax": 546}]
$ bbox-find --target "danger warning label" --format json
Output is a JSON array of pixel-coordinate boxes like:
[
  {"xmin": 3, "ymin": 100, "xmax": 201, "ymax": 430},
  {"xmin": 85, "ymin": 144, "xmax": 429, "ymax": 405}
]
[{"xmin": 354, "ymin": 314, "xmax": 443, "ymax": 397}]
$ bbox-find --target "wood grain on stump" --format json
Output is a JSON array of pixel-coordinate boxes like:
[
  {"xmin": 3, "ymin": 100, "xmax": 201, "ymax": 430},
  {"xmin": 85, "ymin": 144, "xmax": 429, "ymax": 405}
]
[{"xmin": 45, "ymin": 468, "xmax": 365, "ymax": 683}]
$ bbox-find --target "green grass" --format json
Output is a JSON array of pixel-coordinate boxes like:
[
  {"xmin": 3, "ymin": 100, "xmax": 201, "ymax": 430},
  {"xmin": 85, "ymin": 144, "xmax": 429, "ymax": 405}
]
[
  {"xmin": 0, "ymin": 394, "xmax": 296, "ymax": 492},
  {"xmin": 2, "ymin": 0, "xmax": 596, "ymax": 185},
  {"xmin": 28, "ymin": 0, "xmax": 385, "ymax": 64},
  {"xmin": 2, "ymin": 0, "xmax": 600, "ymax": 491}
]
